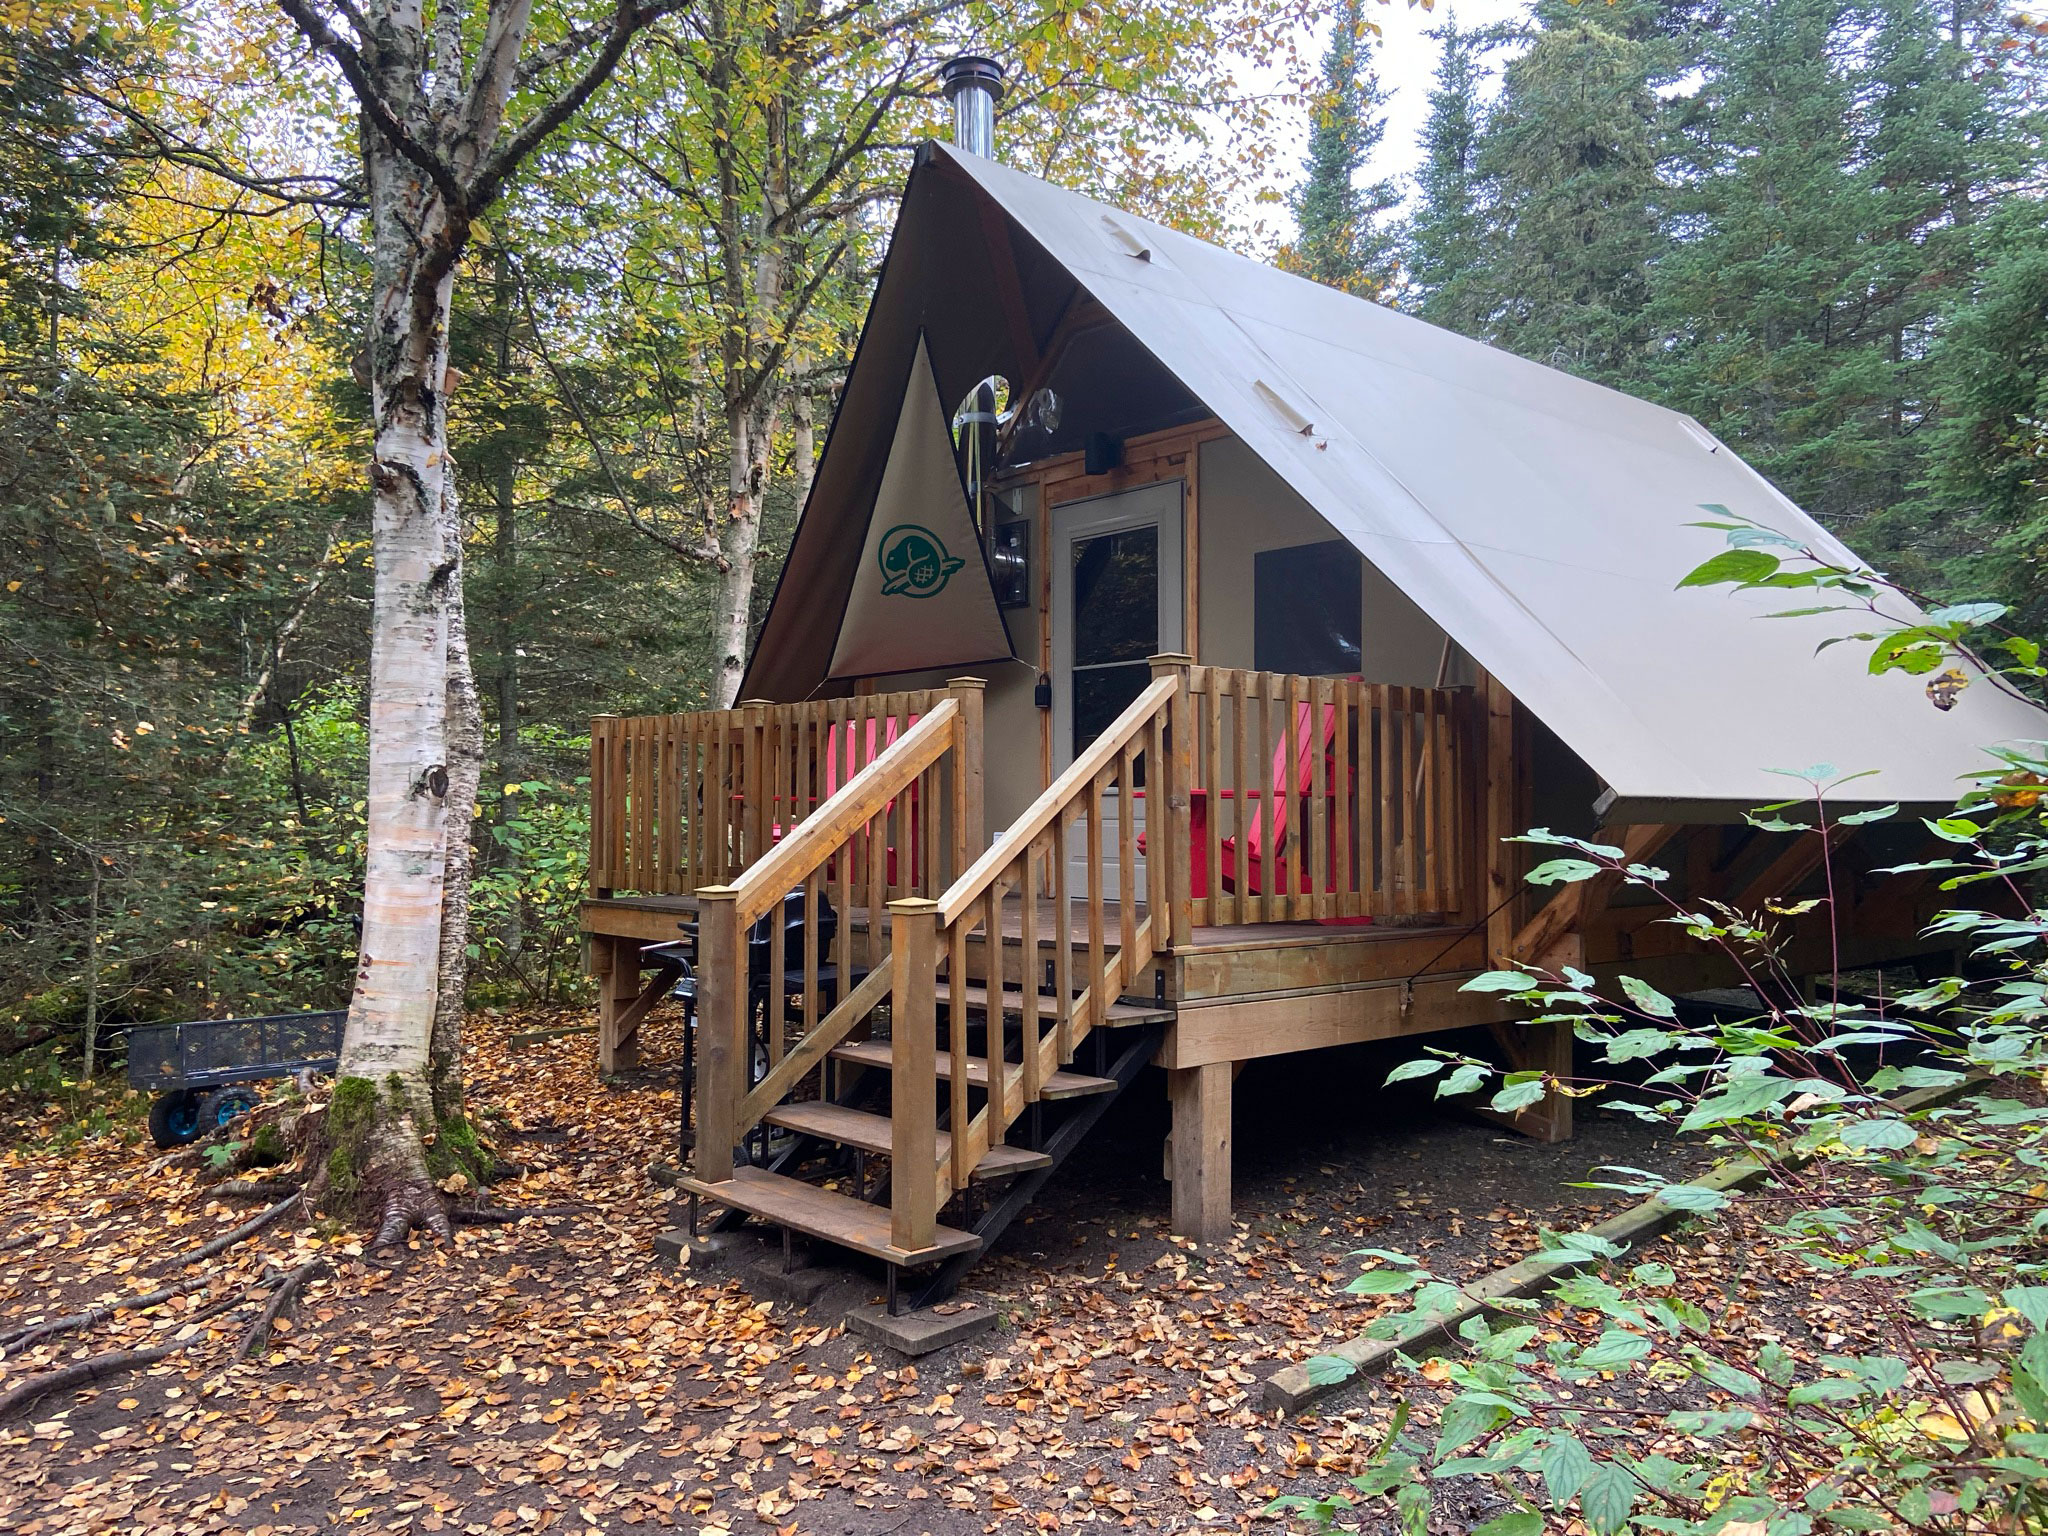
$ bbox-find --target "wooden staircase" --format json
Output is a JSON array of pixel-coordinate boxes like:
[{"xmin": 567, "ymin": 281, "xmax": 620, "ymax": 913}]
[{"xmin": 678, "ymin": 666, "xmax": 1188, "ymax": 1302}]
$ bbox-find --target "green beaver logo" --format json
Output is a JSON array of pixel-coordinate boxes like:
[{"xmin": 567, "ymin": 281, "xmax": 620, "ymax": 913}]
[{"xmin": 876, "ymin": 523, "xmax": 965, "ymax": 598}]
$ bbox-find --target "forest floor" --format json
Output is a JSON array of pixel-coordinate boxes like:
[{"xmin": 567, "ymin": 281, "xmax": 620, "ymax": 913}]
[{"xmin": 0, "ymin": 1006, "xmax": 1772, "ymax": 1536}]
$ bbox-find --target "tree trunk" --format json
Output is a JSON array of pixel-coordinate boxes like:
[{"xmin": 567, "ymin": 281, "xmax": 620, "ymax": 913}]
[
  {"xmin": 316, "ymin": 126, "xmax": 478, "ymax": 1239},
  {"xmin": 709, "ymin": 393, "xmax": 776, "ymax": 709}
]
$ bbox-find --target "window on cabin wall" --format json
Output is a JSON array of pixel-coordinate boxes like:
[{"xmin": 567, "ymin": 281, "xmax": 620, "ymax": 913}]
[{"xmin": 1253, "ymin": 539, "xmax": 1363, "ymax": 675}]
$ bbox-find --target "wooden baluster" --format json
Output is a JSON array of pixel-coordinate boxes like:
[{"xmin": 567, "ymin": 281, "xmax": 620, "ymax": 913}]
[
  {"xmin": 1086, "ymin": 775, "xmax": 1106, "ymax": 1037},
  {"xmin": 866, "ymin": 799, "xmax": 885, "ymax": 978},
  {"xmin": 1375, "ymin": 683, "xmax": 1394, "ymax": 915},
  {"xmin": 1229, "ymin": 672, "xmax": 1247, "ymax": 927},
  {"xmin": 1148, "ymin": 653, "xmax": 1193, "ymax": 950},
  {"xmin": 693, "ymin": 888, "xmax": 742, "ymax": 1184},
  {"xmin": 947, "ymin": 907, "xmax": 969, "ymax": 1184},
  {"xmin": 1053, "ymin": 809, "xmax": 1074, "ymax": 1062},
  {"xmin": 1310, "ymin": 676, "xmax": 1330, "ymax": 922},
  {"xmin": 888, "ymin": 899, "xmax": 940, "ymax": 1253},
  {"xmin": 1117, "ymin": 748, "xmax": 1138, "ymax": 964},
  {"xmin": 984, "ymin": 883, "xmax": 1005, "ymax": 1126},
  {"xmin": 802, "ymin": 871, "xmax": 820, "ymax": 1061},
  {"xmin": 1020, "ymin": 843, "xmax": 1042, "ymax": 1106},
  {"xmin": 589, "ymin": 717, "xmax": 615, "ymax": 896},
  {"xmin": 1402, "ymin": 689, "xmax": 1422, "ymax": 915},
  {"xmin": 768, "ymin": 889, "xmax": 786, "ymax": 1068},
  {"xmin": 1282, "ymin": 671, "xmax": 1302, "ymax": 922},
  {"xmin": 1196, "ymin": 671, "xmax": 1212, "ymax": 925},
  {"xmin": 1256, "ymin": 675, "xmax": 1275, "ymax": 925},
  {"xmin": 1334, "ymin": 684, "xmax": 1355, "ymax": 918}
]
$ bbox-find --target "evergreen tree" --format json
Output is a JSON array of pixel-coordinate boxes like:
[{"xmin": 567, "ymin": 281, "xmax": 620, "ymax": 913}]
[
  {"xmin": 1648, "ymin": 0, "xmax": 1884, "ymax": 526},
  {"xmin": 1467, "ymin": 0, "xmax": 1672, "ymax": 384},
  {"xmin": 1408, "ymin": 12, "xmax": 1491, "ymax": 334},
  {"xmin": 1925, "ymin": 199, "xmax": 2048, "ymax": 625},
  {"xmin": 1290, "ymin": 0, "xmax": 1402, "ymax": 296}
]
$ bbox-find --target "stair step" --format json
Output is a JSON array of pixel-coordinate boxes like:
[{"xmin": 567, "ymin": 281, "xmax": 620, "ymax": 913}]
[
  {"xmin": 932, "ymin": 980, "xmax": 1172, "ymax": 1028},
  {"xmin": 829, "ymin": 1039, "xmax": 1118, "ymax": 1099},
  {"xmin": 679, "ymin": 1165, "xmax": 980, "ymax": 1264},
  {"xmin": 764, "ymin": 1102, "xmax": 1052, "ymax": 1179}
]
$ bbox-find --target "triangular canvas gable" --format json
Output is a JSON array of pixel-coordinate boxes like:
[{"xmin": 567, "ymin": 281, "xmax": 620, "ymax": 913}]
[{"xmin": 827, "ymin": 334, "xmax": 1014, "ymax": 681}]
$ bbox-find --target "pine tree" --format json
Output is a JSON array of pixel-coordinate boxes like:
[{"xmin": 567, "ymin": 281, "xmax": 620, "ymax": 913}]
[
  {"xmin": 1466, "ymin": 0, "xmax": 1672, "ymax": 385},
  {"xmin": 1925, "ymin": 200, "xmax": 2048, "ymax": 621},
  {"xmin": 1408, "ymin": 12, "xmax": 1490, "ymax": 334},
  {"xmin": 1648, "ymin": 0, "xmax": 1882, "ymax": 525},
  {"xmin": 1290, "ymin": 0, "xmax": 1402, "ymax": 296}
]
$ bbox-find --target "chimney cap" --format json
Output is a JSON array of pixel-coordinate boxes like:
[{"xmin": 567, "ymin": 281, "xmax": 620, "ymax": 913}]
[{"xmin": 939, "ymin": 55, "xmax": 1006, "ymax": 104}]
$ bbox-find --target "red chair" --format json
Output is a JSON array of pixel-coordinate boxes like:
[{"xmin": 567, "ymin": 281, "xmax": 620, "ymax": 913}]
[
  {"xmin": 1147, "ymin": 694, "xmax": 1371, "ymax": 927},
  {"xmin": 768, "ymin": 714, "xmax": 921, "ymax": 886}
]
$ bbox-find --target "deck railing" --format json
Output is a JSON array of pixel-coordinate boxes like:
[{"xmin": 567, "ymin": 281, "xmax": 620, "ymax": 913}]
[
  {"xmin": 588, "ymin": 684, "xmax": 982, "ymax": 898},
  {"xmin": 1169, "ymin": 665, "xmax": 1474, "ymax": 929},
  {"xmin": 692, "ymin": 691, "xmax": 985, "ymax": 1186}
]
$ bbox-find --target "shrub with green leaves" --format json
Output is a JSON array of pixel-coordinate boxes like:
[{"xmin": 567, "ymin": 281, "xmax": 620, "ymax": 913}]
[{"xmin": 1273, "ymin": 532, "xmax": 2048, "ymax": 1536}]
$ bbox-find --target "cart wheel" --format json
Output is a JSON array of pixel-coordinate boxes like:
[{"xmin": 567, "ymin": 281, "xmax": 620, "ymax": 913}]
[
  {"xmin": 200, "ymin": 1086, "xmax": 261, "ymax": 1134},
  {"xmin": 148, "ymin": 1090, "xmax": 204, "ymax": 1149}
]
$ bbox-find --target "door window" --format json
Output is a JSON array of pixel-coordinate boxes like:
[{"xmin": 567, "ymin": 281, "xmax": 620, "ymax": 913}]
[{"xmin": 1068, "ymin": 524, "xmax": 1159, "ymax": 758}]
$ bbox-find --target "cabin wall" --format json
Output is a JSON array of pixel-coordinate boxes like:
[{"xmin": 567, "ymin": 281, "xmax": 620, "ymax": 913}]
[{"xmin": 1195, "ymin": 436, "xmax": 1463, "ymax": 687}]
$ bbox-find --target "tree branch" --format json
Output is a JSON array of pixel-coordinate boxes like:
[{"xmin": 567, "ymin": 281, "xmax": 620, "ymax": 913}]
[{"xmin": 274, "ymin": 0, "xmax": 470, "ymax": 213}]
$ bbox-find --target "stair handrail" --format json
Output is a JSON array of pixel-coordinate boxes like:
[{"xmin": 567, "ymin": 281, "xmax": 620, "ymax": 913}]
[
  {"xmin": 693, "ymin": 695, "xmax": 969, "ymax": 1185},
  {"xmin": 885, "ymin": 668, "xmax": 1183, "ymax": 1252},
  {"xmin": 936, "ymin": 674, "xmax": 1178, "ymax": 927}
]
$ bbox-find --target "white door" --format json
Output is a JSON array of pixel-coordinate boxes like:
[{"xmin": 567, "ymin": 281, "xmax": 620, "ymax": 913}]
[{"xmin": 1050, "ymin": 481, "xmax": 1185, "ymax": 904}]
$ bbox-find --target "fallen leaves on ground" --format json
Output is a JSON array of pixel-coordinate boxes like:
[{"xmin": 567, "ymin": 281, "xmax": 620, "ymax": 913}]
[{"xmin": 0, "ymin": 1007, "xmax": 1757, "ymax": 1534}]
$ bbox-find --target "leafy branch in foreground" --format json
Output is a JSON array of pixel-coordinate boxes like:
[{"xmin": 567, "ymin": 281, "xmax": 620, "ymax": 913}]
[{"xmin": 1275, "ymin": 770, "xmax": 2048, "ymax": 1534}]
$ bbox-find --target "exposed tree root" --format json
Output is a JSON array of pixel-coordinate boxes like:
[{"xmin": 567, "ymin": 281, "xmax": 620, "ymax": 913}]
[
  {"xmin": 371, "ymin": 1184, "xmax": 454, "ymax": 1249},
  {"xmin": 153, "ymin": 1194, "xmax": 300, "ymax": 1273},
  {"xmin": 449, "ymin": 1203, "xmax": 583, "ymax": 1225},
  {"xmin": 0, "ymin": 1276, "xmax": 267, "ymax": 1420},
  {"xmin": 235, "ymin": 1259, "xmax": 330, "ymax": 1361},
  {"xmin": 0, "ymin": 1233, "xmax": 36, "ymax": 1255},
  {"xmin": 0, "ymin": 1275, "xmax": 211, "ymax": 1357},
  {"xmin": 212, "ymin": 1176, "xmax": 304, "ymax": 1202},
  {"xmin": 0, "ymin": 1341, "xmax": 186, "ymax": 1420}
]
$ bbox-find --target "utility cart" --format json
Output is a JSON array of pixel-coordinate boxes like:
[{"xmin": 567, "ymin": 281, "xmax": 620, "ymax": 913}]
[{"xmin": 125, "ymin": 1011, "xmax": 346, "ymax": 1147}]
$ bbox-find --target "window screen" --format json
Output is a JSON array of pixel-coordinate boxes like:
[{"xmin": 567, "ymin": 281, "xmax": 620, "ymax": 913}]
[{"xmin": 1254, "ymin": 539, "xmax": 1362, "ymax": 676}]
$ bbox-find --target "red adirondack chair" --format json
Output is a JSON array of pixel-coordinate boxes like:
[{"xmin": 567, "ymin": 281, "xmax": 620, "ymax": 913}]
[{"xmin": 768, "ymin": 713, "xmax": 921, "ymax": 886}]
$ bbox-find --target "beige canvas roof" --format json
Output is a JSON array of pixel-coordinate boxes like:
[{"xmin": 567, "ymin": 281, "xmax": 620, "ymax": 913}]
[{"xmin": 745, "ymin": 142, "xmax": 2047, "ymax": 817}]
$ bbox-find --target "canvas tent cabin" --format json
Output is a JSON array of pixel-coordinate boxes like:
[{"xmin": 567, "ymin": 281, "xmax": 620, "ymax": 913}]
[{"xmin": 580, "ymin": 100, "xmax": 2046, "ymax": 1294}]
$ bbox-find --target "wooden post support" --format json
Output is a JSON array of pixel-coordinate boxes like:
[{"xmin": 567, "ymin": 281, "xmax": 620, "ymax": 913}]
[
  {"xmin": 1150, "ymin": 654, "xmax": 1196, "ymax": 950},
  {"xmin": 945, "ymin": 678, "xmax": 987, "ymax": 868},
  {"xmin": 1168, "ymin": 1060, "xmax": 1233, "ymax": 1246},
  {"xmin": 1481, "ymin": 1017, "xmax": 1574, "ymax": 1144},
  {"xmin": 1481, "ymin": 671, "xmax": 1519, "ymax": 965},
  {"xmin": 889, "ymin": 899, "xmax": 942, "ymax": 1253},
  {"xmin": 593, "ymin": 936, "xmax": 638, "ymax": 1075},
  {"xmin": 693, "ymin": 887, "xmax": 742, "ymax": 1185}
]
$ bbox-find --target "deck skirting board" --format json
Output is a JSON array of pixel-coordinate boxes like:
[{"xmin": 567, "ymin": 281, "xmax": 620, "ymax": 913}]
[{"xmin": 1157, "ymin": 976, "xmax": 1509, "ymax": 1069}]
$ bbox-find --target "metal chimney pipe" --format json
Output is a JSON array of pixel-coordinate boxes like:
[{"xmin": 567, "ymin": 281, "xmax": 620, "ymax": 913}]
[{"xmin": 940, "ymin": 55, "xmax": 1004, "ymax": 158}]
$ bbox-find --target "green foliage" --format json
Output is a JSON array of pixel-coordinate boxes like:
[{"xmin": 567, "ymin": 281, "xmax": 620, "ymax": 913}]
[
  {"xmin": 1282, "ymin": 569, "xmax": 2048, "ymax": 1532},
  {"xmin": 1287, "ymin": 0, "xmax": 1402, "ymax": 296},
  {"xmin": 1408, "ymin": 13, "xmax": 1492, "ymax": 332}
]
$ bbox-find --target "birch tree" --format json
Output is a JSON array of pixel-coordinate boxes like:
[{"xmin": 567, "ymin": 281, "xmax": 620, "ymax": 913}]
[{"xmin": 271, "ymin": 0, "xmax": 674, "ymax": 1244}]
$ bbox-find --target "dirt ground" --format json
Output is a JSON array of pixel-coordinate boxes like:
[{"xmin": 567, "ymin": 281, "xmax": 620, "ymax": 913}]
[{"xmin": 0, "ymin": 1008, "xmax": 1715, "ymax": 1536}]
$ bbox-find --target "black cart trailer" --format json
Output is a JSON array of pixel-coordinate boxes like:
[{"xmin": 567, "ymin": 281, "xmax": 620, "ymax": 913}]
[{"xmin": 126, "ymin": 1011, "xmax": 346, "ymax": 1147}]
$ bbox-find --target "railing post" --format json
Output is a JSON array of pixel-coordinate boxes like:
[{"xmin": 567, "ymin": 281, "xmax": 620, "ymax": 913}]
[
  {"xmin": 888, "ymin": 897, "xmax": 941, "ymax": 1252},
  {"xmin": 693, "ymin": 886, "xmax": 742, "ymax": 1186},
  {"xmin": 1149, "ymin": 655, "xmax": 1195, "ymax": 950},
  {"xmin": 589, "ymin": 716, "xmax": 617, "ymax": 898},
  {"xmin": 944, "ymin": 677, "xmax": 986, "ymax": 876}
]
